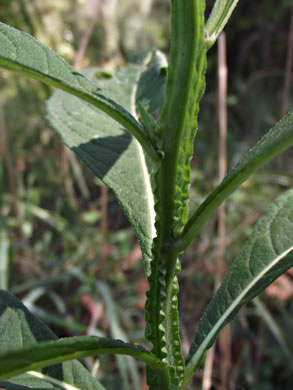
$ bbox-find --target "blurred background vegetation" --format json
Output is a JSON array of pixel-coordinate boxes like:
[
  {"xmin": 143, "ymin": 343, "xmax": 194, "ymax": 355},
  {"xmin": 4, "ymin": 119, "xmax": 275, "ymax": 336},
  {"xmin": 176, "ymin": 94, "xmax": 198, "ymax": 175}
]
[{"xmin": 0, "ymin": 0, "xmax": 293, "ymax": 389}]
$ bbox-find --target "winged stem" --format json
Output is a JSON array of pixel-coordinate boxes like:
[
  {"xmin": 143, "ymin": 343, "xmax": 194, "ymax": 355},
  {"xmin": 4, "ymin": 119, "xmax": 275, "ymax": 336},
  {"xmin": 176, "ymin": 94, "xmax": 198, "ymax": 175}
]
[
  {"xmin": 176, "ymin": 110, "xmax": 293, "ymax": 253},
  {"xmin": 145, "ymin": 0, "xmax": 206, "ymax": 387}
]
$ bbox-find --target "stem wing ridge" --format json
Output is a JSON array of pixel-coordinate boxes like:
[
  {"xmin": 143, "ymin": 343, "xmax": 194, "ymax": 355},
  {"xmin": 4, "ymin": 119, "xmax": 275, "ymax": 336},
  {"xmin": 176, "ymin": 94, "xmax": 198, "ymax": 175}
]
[
  {"xmin": 145, "ymin": 1, "xmax": 206, "ymax": 387},
  {"xmin": 178, "ymin": 110, "xmax": 293, "ymax": 252}
]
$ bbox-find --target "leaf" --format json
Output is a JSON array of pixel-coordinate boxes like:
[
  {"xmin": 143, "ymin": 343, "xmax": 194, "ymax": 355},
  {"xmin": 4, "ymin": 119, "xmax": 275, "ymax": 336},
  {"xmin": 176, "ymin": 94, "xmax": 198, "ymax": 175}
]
[
  {"xmin": 0, "ymin": 287, "xmax": 170, "ymax": 389},
  {"xmin": 0, "ymin": 371, "xmax": 91, "ymax": 390},
  {"xmin": 47, "ymin": 65, "xmax": 158, "ymax": 276},
  {"xmin": 137, "ymin": 100, "xmax": 158, "ymax": 143},
  {"xmin": 205, "ymin": 0, "xmax": 240, "ymax": 48},
  {"xmin": 177, "ymin": 110, "xmax": 293, "ymax": 253},
  {"xmin": 136, "ymin": 50, "xmax": 167, "ymax": 114},
  {"xmin": 0, "ymin": 290, "xmax": 105, "ymax": 390},
  {"xmin": 182, "ymin": 190, "xmax": 293, "ymax": 388},
  {"xmin": 0, "ymin": 22, "xmax": 157, "ymax": 160},
  {"xmin": 0, "ymin": 334, "xmax": 161, "ymax": 383}
]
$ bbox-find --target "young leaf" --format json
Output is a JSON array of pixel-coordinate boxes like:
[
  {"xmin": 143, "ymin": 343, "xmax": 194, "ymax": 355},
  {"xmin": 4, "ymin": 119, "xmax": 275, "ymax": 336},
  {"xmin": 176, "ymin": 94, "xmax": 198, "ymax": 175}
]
[
  {"xmin": 47, "ymin": 66, "xmax": 158, "ymax": 276},
  {"xmin": 135, "ymin": 50, "xmax": 167, "ymax": 143},
  {"xmin": 205, "ymin": 0, "xmax": 240, "ymax": 48},
  {"xmin": 177, "ymin": 110, "xmax": 293, "ymax": 253},
  {"xmin": 182, "ymin": 190, "xmax": 293, "ymax": 388},
  {"xmin": 0, "ymin": 290, "xmax": 105, "ymax": 390},
  {"xmin": 137, "ymin": 100, "xmax": 158, "ymax": 142},
  {"xmin": 136, "ymin": 50, "xmax": 167, "ymax": 114},
  {"xmin": 0, "ymin": 22, "xmax": 157, "ymax": 160}
]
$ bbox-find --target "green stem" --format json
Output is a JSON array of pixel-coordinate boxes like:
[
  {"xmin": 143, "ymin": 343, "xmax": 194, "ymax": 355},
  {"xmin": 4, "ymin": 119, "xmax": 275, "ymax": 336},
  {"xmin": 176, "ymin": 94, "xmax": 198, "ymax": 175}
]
[
  {"xmin": 205, "ymin": 0, "xmax": 241, "ymax": 49},
  {"xmin": 180, "ymin": 366, "xmax": 194, "ymax": 390},
  {"xmin": 176, "ymin": 110, "xmax": 293, "ymax": 253},
  {"xmin": 148, "ymin": 364, "xmax": 172, "ymax": 389},
  {"xmin": 158, "ymin": 0, "xmax": 206, "ymax": 371},
  {"xmin": 145, "ymin": 0, "xmax": 206, "ymax": 386},
  {"xmin": 157, "ymin": 0, "xmax": 206, "ymax": 250}
]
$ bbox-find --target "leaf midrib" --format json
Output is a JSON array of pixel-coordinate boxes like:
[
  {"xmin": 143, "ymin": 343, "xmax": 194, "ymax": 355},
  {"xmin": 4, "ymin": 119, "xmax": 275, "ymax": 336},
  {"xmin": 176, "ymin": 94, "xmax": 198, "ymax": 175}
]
[{"xmin": 186, "ymin": 245, "xmax": 293, "ymax": 373}]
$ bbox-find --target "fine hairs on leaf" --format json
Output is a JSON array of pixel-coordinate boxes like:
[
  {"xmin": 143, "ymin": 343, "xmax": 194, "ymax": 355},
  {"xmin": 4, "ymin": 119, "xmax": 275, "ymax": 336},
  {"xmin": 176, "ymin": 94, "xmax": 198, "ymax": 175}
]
[{"xmin": 0, "ymin": 1, "xmax": 293, "ymax": 390}]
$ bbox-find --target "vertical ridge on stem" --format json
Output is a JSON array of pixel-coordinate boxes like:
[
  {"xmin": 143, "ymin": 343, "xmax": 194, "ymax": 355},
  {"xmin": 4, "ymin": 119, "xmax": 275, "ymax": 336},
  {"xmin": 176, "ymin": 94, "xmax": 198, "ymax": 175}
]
[{"xmin": 145, "ymin": 0, "xmax": 207, "ymax": 388}]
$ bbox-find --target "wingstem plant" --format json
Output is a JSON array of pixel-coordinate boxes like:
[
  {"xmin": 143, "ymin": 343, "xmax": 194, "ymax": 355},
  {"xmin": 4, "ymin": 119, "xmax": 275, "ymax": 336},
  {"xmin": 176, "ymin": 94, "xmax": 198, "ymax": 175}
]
[{"xmin": 0, "ymin": 1, "xmax": 293, "ymax": 389}]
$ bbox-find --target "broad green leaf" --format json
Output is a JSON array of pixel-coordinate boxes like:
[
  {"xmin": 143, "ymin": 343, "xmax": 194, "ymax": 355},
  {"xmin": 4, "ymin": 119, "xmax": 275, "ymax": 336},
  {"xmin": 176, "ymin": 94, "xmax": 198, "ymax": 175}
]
[
  {"xmin": 47, "ymin": 64, "xmax": 160, "ymax": 276},
  {"xmin": 0, "ymin": 333, "xmax": 161, "ymax": 382},
  {"xmin": 182, "ymin": 190, "xmax": 293, "ymax": 388},
  {"xmin": 0, "ymin": 290, "xmax": 105, "ymax": 390},
  {"xmin": 177, "ymin": 110, "xmax": 293, "ymax": 253},
  {"xmin": 0, "ymin": 22, "xmax": 157, "ymax": 160}
]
